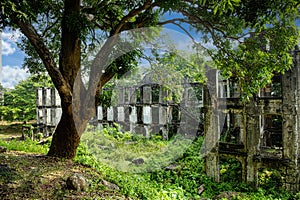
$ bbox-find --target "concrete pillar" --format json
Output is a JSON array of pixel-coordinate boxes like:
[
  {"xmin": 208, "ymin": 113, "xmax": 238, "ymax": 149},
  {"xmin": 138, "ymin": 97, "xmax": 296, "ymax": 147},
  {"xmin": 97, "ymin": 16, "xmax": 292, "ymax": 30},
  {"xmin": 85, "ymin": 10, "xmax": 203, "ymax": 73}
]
[
  {"xmin": 151, "ymin": 105, "xmax": 159, "ymax": 124},
  {"xmin": 117, "ymin": 106, "xmax": 125, "ymax": 122},
  {"xmin": 0, "ymin": 32, "xmax": 2, "ymax": 85},
  {"xmin": 245, "ymin": 99, "xmax": 259, "ymax": 184},
  {"xmin": 107, "ymin": 106, "xmax": 114, "ymax": 121},
  {"xmin": 117, "ymin": 87, "xmax": 125, "ymax": 105},
  {"xmin": 129, "ymin": 106, "xmax": 137, "ymax": 132},
  {"xmin": 142, "ymin": 86, "xmax": 152, "ymax": 104},
  {"xmin": 45, "ymin": 88, "xmax": 51, "ymax": 106},
  {"xmin": 97, "ymin": 106, "xmax": 103, "ymax": 121},
  {"xmin": 204, "ymin": 69, "xmax": 220, "ymax": 182},
  {"xmin": 129, "ymin": 87, "xmax": 137, "ymax": 104},
  {"xmin": 281, "ymin": 50, "xmax": 300, "ymax": 191},
  {"xmin": 37, "ymin": 88, "xmax": 43, "ymax": 107}
]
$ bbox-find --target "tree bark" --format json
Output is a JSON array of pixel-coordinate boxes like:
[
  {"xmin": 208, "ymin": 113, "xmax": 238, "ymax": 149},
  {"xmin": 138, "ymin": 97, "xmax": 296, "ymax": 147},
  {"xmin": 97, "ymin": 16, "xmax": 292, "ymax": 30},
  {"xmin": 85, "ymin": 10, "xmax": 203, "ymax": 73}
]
[
  {"xmin": 47, "ymin": 0, "xmax": 82, "ymax": 158},
  {"xmin": 47, "ymin": 105, "xmax": 80, "ymax": 158}
]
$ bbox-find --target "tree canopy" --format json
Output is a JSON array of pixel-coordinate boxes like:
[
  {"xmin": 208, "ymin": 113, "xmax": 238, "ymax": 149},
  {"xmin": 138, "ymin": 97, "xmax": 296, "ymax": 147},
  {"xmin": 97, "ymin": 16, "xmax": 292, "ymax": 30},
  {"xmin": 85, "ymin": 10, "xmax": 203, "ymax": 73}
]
[{"xmin": 0, "ymin": 0, "xmax": 299, "ymax": 158}]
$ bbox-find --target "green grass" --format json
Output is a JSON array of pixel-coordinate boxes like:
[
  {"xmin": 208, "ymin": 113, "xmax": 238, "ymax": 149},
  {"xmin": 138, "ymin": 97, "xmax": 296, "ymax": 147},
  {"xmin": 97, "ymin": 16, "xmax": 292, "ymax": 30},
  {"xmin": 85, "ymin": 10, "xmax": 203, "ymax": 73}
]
[
  {"xmin": 81, "ymin": 126, "xmax": 193, "ymax": 173},
  {"xmin": 76, "ymin": 126, "xmax": 294, "ymax": 199},
  {"xmin": 76, "ymin": 129, "xmax": 188, "ymax": 199},
  {"xmin": 0, "ymin": 125, "xmax": 295, "ymax": 199},
  {"xmin": 0, "ymin": 138, "xmax": 49, "ymax": 154}
]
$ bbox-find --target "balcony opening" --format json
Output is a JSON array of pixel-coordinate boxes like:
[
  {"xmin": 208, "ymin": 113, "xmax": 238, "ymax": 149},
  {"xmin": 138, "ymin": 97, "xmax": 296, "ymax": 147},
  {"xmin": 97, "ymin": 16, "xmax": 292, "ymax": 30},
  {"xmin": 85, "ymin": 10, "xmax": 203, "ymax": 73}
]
[
  {"xmin": 260, "ymin": 75, "xmax": 282, "ymax": 97},
  {"xmin": 220, "ymin": 111, "xmax": 242, "ymax": 144},
  {"xmin": 260, "ymin": 114, "xmax": 283, "ymax": 158}
]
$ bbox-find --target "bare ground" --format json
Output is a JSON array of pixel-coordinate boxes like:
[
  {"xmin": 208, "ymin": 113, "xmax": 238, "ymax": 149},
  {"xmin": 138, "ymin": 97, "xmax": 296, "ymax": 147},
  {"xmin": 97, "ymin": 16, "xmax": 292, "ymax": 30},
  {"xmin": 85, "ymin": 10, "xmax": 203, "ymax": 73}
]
[{"xmin": 0, "ymin": 150, "xmax": 130, "ymax": 200}]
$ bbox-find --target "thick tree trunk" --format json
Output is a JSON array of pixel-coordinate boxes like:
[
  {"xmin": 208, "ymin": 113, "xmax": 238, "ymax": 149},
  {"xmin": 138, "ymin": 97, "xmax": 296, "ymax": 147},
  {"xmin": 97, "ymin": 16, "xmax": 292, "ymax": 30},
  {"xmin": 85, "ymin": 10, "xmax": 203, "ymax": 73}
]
[
  {"xmin": 46, "ymin": 0, "xmax": 82, "ymax": 159},
  {"xmin": 47, "ymin": 107, "xmax": 80, "ymax": 158}
]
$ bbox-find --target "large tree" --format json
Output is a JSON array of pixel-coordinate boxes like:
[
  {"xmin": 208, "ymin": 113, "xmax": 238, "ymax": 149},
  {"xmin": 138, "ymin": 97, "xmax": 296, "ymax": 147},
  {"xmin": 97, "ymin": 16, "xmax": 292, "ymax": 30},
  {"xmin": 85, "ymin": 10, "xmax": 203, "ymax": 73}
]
[{"xmin": 0, "ymin": 0, "xmax": 299, "ymax": 158}]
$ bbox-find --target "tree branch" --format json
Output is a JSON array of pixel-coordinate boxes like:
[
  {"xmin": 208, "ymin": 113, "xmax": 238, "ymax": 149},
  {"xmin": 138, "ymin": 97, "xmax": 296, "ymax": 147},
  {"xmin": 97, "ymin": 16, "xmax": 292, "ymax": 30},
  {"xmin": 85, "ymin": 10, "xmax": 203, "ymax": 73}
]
[
  {"xmin": 15, "ymin": 20, "xmax": 70, "ymax": 98},
  {"xmin": 180, "ymin": 10, "xmax": 247, "ymax": 42},
  {"xmin": 112, "ymin": 1, "xmax": 158, "ymax": 35},
  {"xmin": 42, "ymin": 17, "xmax": 60, "ymax": 38}
]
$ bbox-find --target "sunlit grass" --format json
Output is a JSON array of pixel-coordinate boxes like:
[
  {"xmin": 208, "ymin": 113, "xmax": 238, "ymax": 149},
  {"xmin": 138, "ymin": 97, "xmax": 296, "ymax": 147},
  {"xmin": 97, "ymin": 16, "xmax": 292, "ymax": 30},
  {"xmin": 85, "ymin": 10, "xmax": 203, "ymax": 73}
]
[
  {"xmin": 0, "ymin": 138, "xmax": 49, "ymax": 154},
  {"xmin": 81, "ymin": 125, "xmax": 194, "ymax": 173}
]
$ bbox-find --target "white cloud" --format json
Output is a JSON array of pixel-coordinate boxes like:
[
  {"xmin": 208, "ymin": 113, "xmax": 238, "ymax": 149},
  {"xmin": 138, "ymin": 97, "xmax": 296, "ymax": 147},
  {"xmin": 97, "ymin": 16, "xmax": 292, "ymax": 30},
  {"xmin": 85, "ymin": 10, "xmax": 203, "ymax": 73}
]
[
  {"xmin": 2, "ymin": 30, "xmax": 21, "ymax": 42},
  {"xmin": 2, "ymin": 40, "xmax": 16, "ymax": 55},
  {"xmin": 1, "ymin": 65, "xmax": 29, "ymax": 89},
  {"xmin": 1, "ymin": 30, "xmax": 22, "ymax": 55}
]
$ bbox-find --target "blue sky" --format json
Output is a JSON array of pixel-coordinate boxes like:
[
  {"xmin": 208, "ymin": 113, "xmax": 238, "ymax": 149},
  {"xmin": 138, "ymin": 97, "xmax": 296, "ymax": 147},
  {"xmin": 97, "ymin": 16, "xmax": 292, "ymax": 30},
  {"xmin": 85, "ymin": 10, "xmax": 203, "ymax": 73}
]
[
  {"xmin": 1, "ymin": 30, "xmax": 29, "ymax": 89},
  {"xmin": 1, "ymin": 14, "xmax": 299, "ymax": 89}
]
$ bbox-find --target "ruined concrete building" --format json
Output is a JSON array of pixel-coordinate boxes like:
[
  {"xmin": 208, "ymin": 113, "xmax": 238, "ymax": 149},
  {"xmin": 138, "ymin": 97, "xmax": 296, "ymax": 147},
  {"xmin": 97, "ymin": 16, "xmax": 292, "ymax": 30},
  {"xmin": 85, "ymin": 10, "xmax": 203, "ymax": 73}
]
[
  {"xmin": 96, "ymin": 80, "xmax": 204, "ymax": 140},
  {"xmin": 204, "ymin": 49, "xmax": 300, "ymax": 191}
]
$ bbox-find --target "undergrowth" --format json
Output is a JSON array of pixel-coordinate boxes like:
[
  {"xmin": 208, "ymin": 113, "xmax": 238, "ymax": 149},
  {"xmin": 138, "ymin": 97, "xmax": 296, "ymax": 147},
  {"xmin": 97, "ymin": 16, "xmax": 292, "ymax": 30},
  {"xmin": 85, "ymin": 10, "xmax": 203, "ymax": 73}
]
[
  {"xmin": 75, "ymin": 126, "xmax": 293, "ymax": 199},
  {"xmin": 0, "ymin": 126, "xmax": 295, "ymax": 199}
]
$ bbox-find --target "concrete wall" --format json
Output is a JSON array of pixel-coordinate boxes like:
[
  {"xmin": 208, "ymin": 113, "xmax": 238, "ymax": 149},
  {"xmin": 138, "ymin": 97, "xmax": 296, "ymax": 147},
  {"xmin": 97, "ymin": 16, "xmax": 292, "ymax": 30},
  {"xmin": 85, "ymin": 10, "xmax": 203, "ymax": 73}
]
[
  {"xmin": 36, "ymin": 87, "xmax": 61, "ymax": 136},
  {"xmin": 97, "ymin": 83, "xmax": 203, "ymax": 139},
  {"xmin": 204, "ymin": 50, "xmax": 300, "ymax": 191}
]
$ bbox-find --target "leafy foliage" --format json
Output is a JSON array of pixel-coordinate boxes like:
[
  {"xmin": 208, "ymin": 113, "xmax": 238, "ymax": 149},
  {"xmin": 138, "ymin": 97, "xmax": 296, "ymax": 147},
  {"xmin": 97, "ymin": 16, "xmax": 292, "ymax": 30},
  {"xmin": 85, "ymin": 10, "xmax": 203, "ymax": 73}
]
[
  {"xmin": 0, "ymin": 75, "xmax": 53, "ymax": 121},
  {"xmin": 176, "ymin": 0, "xmax": 299, "ymax": 99},
  {"xmin": 81, "ymin": 124, "xmax": 193, "ymax": 173},
  {"xmin": 1, "ymin": 0, "xmax": 298, "ymax": 99}
]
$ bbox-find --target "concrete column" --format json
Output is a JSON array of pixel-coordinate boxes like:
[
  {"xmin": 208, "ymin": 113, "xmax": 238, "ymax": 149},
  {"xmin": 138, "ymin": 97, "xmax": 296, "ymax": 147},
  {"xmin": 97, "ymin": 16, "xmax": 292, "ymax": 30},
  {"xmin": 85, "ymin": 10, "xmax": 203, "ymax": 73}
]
[
  {"xmin": 142, "ymin": 86, "xmax": 152, "ymax": 104},
  {"xmin": 0, "ymin": 32, "xmax": 2, "ymax": 85},
  {"xmin": 245, "ymin": 99, "xmax": 259, "ymax": 184},
  {"xmin": 129, "ymin": 87, "xmax": 137, "ymax": 104},
  {"xmin": 281, "ymin": 50, "xmax": 300, "ymax": 191},
  {"xmin": 107, "ymin": 106, "xmax": 114, "ymax": 121},
  {"xmin": 204, "ymin": 69, "xmax": 220, "ymax": 182},
  {"xmin": 117, "ymin": 106, "xmax": 125, "ymax": 122},
  {"xmin": 117, "ymin": 87, "xmax": 125, "ymax": 105}
]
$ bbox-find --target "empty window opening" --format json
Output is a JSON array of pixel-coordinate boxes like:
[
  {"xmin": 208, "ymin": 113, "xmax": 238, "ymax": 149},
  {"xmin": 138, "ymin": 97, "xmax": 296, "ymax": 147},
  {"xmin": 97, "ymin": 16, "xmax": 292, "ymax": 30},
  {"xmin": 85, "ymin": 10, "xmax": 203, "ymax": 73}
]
[
  {"xmin": 186, "ymin": 84, "xmax": 203, "ymax": 106},
  {"xmin": 220, "ymin": 112, "xmax": 242, "ymax": 144},
  {"xmin": 136, "ymin": 88, "xmax": 141, "ymax": 103},
  {"xmin": 260, "ymin": 75, "xmax": 282, "ymax": 97},
  {"xmin": 260, "ymin": 115, "xmax": 282, "ymax": 148},
  {"xmin": 260, "ymin": 115, "xmax": 283, "ymax": 158},
  {"xmin": 151, "ymin": 85, "xmax": 160, "ymax": 104},
  {"xmin": 124, "ymin": 88, "xmax": 129, "ymax": 104}
]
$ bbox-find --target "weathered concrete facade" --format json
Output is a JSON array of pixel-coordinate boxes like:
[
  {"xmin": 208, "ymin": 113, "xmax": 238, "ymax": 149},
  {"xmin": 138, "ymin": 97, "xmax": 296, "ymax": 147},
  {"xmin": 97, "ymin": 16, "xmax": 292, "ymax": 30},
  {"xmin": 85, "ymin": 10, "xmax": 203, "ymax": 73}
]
[
  {"xmin": 97, "ymin": 81, "xmax": 203, "ymax": 139},
  {"xmin": 204, "ymin": 50, "xmax": 300, "ymax": 191},
  {"xmin": 36, "ymin": 87, "xmax": 62, "ymax": 136}
]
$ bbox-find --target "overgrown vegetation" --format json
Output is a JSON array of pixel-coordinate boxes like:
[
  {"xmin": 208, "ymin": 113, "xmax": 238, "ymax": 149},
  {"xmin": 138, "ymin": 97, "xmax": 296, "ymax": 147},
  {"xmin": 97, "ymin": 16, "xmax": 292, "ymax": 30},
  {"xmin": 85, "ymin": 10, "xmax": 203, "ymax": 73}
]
[
  {"xmin": 0, "ymin": 125, "xmax": 296, "ymax": 199},
  {"xmin": 76, "ymin": 126, "xmax": 293, "ymax": 199},
  {"xmin": 81, "ymin": 124, "xmax": 193, "ymax": 173}
]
